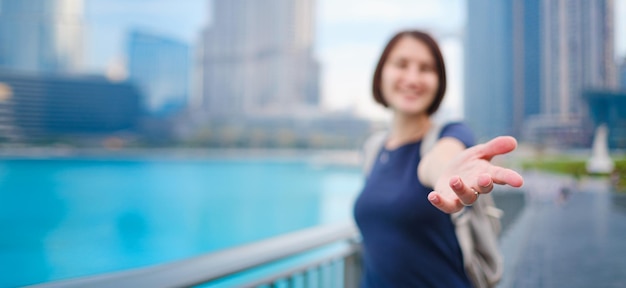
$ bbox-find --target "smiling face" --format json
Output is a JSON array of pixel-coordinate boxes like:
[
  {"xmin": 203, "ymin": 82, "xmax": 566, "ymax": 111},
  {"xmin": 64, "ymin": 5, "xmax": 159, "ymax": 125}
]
[{"xmin": 380, "ymin": 36, "xmax": 440, "ymax": 116}]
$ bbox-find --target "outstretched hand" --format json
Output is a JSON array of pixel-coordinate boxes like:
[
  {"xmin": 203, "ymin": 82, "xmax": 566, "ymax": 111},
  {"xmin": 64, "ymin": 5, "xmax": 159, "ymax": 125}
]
[{"xmin": 427, "ymin": 136, "xmax": 524, "ymax": 214}]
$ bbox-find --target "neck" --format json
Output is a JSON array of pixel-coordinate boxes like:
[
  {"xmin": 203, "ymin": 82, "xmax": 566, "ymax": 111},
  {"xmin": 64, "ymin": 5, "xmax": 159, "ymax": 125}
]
[{"xmin": 386, "ymin": 113, "xmax": 431, "ymax": 149}]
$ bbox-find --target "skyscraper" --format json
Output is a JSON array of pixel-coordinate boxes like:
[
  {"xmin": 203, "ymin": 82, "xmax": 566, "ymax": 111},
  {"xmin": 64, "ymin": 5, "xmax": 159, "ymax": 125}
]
[
  {"xmin": 0, "ymin": 0, "xmax": 84, "ymax": 74},
  {"xmin": 465, "ymin": 0, "xmax": 616, "ymax": 147},
  {"xmin": 464, "ymin": 0, "xmax": 514, "ymax": 142},
  {"xmin": 525, "ymin": 0, "xmax": 616, "ymax": 147},
  {"xmin": 0, "ymin": 72, "xmax": 140, "ymax": 142},
  {"xmin": 128, "ymin": 30, "xmax": 190, "ymax": 114},
  {"xmin": 199, "ymin": 0, "xmax": 319, "ymax": 118},
  {"xmin": 620, "ymin": 58, "xmax": 626, "ymax": 89},
  {"xmin": 540, "ymin": 0, "xmax": 616, "ymax": 119}
]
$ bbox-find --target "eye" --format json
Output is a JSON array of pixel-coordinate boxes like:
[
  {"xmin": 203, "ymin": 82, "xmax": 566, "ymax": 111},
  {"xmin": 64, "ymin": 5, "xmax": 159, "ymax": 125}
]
[
  {"xmin": 392, "ymin": 59, "xmax": 408, "ymax": 69},
  {"xmin": 420, "ymin": 63, "xmax": 435, "ymax": 73}
]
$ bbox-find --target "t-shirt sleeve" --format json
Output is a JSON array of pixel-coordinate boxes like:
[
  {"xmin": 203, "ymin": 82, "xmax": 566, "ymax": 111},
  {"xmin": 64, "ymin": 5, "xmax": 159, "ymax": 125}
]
[{"xmin": 439, "ymin": 122, "xmax": 475, "ymax": 148}]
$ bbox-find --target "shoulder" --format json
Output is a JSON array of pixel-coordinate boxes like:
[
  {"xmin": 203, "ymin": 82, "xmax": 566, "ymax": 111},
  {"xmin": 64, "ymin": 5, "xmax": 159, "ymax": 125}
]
[
  {"xmin": 440, "ymin": 122, "xmax": 472, "ymax": 135},
  {"xmin": 439, "ymin": 122, "xmax": 475, "ymax": 148}
]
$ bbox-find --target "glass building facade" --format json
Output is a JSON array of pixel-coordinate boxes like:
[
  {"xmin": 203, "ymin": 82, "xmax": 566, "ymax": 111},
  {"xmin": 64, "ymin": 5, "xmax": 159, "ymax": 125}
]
[
  {"xmin": 465, "ymin": 0, "xmax": 616, "ymax": 147},
  {"xmin": 0, "ymin": 73, "xmax": 140, "ymax": 142}
]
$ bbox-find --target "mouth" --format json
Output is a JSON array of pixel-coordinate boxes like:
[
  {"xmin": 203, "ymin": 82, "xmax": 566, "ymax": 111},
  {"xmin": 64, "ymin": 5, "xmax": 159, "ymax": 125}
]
[
  {"xmin": 396, "ymin": 86, "xmax": 426, "ymax": 97},
  {"xmin": 399, "ymin": 91, "xmax": 424, "ymax": 100}
]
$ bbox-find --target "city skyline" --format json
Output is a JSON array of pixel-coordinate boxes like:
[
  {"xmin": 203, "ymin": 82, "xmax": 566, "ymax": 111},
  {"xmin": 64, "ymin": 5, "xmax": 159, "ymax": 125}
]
[
  {"xmin": 79, "ymin": 0, "xmax": 468, "ymax": 121},
  {"xmin": 2, "ymin": 0, "xmax": 625, "ymax": 126},
  {"xmin": 80, "ymin": 0, "xmax": 626, "ymax": 122}
]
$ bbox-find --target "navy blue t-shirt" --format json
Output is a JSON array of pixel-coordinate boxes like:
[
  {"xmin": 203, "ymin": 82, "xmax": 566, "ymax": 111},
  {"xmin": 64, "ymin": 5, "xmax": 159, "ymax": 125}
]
[{"xmin": 354, "ymin": 123, "xmax": 475, "ymax": 288}]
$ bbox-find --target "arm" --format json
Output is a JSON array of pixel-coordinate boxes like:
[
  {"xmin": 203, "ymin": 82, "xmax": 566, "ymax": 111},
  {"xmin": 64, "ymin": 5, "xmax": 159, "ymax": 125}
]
[
  {"xmin": 418, "ymin": 137, "xmax": 466, "ymax": 188},
  {"xmin": 418, "ymin": 136, "xmax": 524, "ymax": 214}
]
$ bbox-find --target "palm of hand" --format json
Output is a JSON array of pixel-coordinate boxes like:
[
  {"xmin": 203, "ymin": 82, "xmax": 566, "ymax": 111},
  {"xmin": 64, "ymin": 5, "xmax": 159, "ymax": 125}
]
[{"xmin": 428, "ymin": 136, "xmax": 524, "ymax": 214}]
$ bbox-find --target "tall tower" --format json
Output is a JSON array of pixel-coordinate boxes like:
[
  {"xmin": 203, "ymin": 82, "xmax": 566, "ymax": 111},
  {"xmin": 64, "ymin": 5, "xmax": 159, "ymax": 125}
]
[
  {"xmin": 128, "ymin": 30, "xmax": 190, "ymax": 114},
  {"xmin": 525, "ymin": 0, "xmax": 616, "ymax": 146},
  {"xmin": 620, "ymin": 58, "xmax": 626, "ymax": 89},
  {"xmin": 464, "ymin": 0, "xmax": 514, "ymax": 142},
  {"xmin": 200, "ymin": 0, "xmax": 319, "ymax": 118},
  {"xmin": 0, "ymin": 0, "xmax": 84, "ymax": 74},
  {"xmin": 541, "ymin": 0, "xmax": 616, "ymax": 119},
  {"xmin": 466, "ymin": 0, "xmax": 616, "ymax": 147}
]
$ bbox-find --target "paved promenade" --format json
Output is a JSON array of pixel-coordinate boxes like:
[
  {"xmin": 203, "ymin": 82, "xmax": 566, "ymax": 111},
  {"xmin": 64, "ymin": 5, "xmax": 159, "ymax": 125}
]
[{"xmin": 497, "ymin": 174, "xmax": 626, "ymax": 288}]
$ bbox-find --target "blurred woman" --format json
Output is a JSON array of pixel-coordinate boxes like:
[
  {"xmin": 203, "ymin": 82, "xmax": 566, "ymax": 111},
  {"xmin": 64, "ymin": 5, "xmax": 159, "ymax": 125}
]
[{"xmin": 354, "ymin": 30, "xmax": 524, "ymax": 287}]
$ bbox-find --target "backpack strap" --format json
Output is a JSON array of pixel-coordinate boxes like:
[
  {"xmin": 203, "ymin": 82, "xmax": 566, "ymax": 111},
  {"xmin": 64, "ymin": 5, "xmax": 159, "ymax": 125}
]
[
  {"xmin": 362, "ymin": 121, "xmax": 448, "ymax": 177},
  {"xmin": 454, "ymin": 192, "xmax": 504, "ymax": 288},
  {"xmin": 361, "ymin": 130, "xmax": 387, "ymax": 176}
]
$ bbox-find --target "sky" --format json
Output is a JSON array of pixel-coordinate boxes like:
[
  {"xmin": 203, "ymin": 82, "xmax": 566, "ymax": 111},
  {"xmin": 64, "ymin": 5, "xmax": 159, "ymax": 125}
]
[
  {"xmin": 84, "ymin": 0, "xmax": 206, "ymax": 71},
  {"xmin": 84, "ymin": 0, "xmax": 626, "ymax": 121}
]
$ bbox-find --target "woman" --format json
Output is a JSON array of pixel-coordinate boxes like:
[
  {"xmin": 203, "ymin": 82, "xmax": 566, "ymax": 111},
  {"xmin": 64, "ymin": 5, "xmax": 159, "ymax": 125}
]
[{"xmin": 353, "ymin": 30, "xmax": 524, "ymax": 287}]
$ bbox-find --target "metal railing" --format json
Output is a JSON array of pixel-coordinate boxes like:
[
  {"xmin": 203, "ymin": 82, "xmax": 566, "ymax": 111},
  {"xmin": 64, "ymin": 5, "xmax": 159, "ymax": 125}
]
[{"xmin": 32, "ymin": 221, "xmax": 362, "ymax": 288}]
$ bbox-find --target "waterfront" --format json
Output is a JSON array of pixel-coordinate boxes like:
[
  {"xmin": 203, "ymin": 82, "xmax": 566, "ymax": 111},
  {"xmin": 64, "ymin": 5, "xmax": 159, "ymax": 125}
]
[
  {"xmin": 503, "ymin": 191, "xmax": 626, "ymax": 287},
  {"xmin": 3, "ymin": 154, "xmax": 626, "ymax": 287},
  {"xmin": 497, "ymin": 173, "xmax": 626, "ymax": 288},
  {"xmin": 0, "ymin": 156, "xmax": 362, "ymax": 287}
]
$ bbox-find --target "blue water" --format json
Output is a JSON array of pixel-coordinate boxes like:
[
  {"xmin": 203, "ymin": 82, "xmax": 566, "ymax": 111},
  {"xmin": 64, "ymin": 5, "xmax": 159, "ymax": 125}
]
[{"xmin": 0, "ymin": 157, "xmax": 363, "ymax": 287}]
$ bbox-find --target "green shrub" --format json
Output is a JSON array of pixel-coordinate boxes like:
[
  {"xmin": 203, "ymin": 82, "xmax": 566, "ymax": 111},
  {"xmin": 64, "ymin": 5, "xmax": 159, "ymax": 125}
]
[{"xmin": 522, "ymin": 157, "xmax": 626, "ymax": 193}]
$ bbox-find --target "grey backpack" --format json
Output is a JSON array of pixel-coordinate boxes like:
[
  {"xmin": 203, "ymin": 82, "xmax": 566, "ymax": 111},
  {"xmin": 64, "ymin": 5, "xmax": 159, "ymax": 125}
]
[{"xmin": 361, "ymin": 122, "xmax": 504, "ymax": 288}]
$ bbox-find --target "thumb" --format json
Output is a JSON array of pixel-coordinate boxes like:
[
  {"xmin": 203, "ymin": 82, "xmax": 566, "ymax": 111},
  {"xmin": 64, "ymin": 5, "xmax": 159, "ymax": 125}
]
[{"xmin": 475, "ymin": 136, "xmax": 518, "ymax": 161}]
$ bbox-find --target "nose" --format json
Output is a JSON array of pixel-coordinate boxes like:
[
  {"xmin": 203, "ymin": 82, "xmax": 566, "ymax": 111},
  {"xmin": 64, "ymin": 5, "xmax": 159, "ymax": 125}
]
[{"xmin": 402, "ymin": 65, "xmax": 421, "ymax": 85}]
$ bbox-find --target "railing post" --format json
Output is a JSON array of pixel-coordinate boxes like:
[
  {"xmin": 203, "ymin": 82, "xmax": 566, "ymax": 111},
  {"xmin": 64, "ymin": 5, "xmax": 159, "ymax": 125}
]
[
  {"xmin": 343, "ymin": 240, "xmax": 362, "ymax": 288},
  {"xmin": 303, "ymin": 269, "xmax": 309, "ymax": 288}
]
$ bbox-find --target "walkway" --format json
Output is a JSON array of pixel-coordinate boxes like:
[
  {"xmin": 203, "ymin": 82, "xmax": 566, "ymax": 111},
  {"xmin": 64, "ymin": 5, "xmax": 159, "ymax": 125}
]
[{"xmin": 497, "ymin": 174, "xmax": 626, "ymax": 288}]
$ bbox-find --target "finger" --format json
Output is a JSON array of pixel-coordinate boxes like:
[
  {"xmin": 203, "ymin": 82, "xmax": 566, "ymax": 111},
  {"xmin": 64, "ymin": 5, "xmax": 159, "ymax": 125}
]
[
  {"xmin": 475, "ymin": 173, "xmax": 493, "ymax": 194},
  {"xmin": 428, "ymin": 191, "xmax": 463, "ymax": 214},
  {"xmin": 449, "ymin": 176, "xmax": 479, "ymax": 206},
  {"xmin": 473, "ymin": 136, "xmax": 518, "ymax": 161},
  {"xmin": 489, "ymin": 167, "xmax": 524, "ymax": 187}
]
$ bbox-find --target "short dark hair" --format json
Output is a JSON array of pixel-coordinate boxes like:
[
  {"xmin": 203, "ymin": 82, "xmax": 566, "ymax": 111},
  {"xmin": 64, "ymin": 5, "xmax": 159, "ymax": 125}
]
[{"xmin": 372, "ymin": 30, "xmax": 447, "ymax": 115}]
